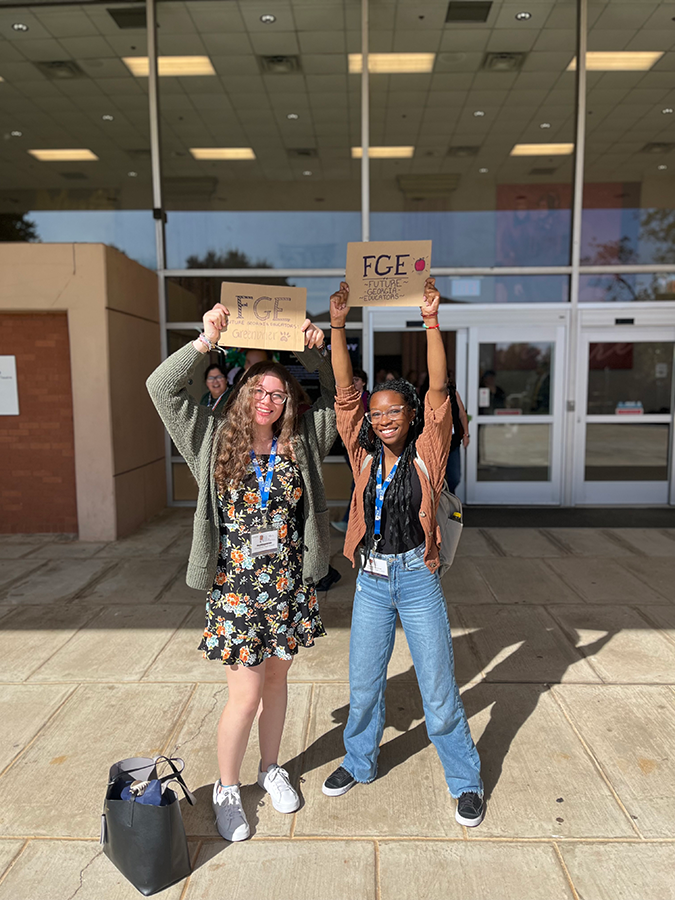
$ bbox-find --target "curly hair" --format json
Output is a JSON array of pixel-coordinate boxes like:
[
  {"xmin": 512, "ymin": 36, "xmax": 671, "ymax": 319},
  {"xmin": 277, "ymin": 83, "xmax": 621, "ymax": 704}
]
[
  {"xmin": 214, "ymin": 361, "xmax": 309, "ymax": 489},
  {"xmin": 358, "ymin": 378, "xmax": 425, "ymax": 557}
]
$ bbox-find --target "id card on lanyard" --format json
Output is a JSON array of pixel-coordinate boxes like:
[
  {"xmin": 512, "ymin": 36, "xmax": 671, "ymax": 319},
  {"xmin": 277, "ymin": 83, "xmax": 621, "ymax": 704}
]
[
  {"xmin": 364, "ymin": 450, "xmax": 401, "ymax": 578},
  {"xmin": 249, "ymin": 437, "xmax": 279, "ymax": 556}
]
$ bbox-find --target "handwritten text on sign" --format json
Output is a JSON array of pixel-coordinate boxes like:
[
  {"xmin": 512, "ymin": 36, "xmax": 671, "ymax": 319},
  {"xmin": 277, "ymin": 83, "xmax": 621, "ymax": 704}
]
[
  {"xmin": 346, "ymin": 240, "xmax": 432, "ymax": 307},
  {"xmin": 218, "ymin": 282, "xmax": 306, "ymax": 352}
]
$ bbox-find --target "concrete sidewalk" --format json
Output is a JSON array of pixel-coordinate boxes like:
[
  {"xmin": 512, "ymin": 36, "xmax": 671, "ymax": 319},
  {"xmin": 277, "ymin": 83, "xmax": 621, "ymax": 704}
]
[{"xmin": 1, "ymin": 510, "xmax": 675, "ymax": 899}]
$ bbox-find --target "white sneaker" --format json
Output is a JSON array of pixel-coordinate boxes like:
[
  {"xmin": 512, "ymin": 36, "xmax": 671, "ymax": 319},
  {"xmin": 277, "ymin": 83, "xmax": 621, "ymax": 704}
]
[
  {"xmin": 257, "ymin": 763, "xmax": 300, "ymax": 813},
  {"xmin": 212, "ymin": 781, "xmax": 250, "ymax": 842}
]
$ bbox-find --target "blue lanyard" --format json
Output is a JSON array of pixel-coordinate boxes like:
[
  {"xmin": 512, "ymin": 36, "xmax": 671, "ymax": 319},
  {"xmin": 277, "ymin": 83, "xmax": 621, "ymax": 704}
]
[
  {"xmin": 249, "ymin": 437, "xmax": 278, "ymax": 516},
  {"xmin": 373, "ymin": 450, "xmax": 400, "ymax": 542}
]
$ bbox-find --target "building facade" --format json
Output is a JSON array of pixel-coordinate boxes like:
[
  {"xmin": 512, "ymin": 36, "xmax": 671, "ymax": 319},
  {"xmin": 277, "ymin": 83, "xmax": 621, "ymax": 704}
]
[{"xmin": 1, "ymin": 0, "xmax": 674, "ymax": 509}]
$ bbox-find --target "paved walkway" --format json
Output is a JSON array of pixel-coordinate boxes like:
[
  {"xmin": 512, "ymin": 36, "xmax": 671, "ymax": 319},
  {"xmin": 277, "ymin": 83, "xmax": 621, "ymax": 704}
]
[{"xmin": 1, "ymin": 510, "xmax": 675, "ymax": 899}]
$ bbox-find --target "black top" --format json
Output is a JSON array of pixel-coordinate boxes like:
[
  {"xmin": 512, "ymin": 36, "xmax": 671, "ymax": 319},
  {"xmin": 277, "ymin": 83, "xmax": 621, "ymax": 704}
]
[
  {"xmin": 449, "ymin": 384, "xmax": 464, "ymax": 451},
  {"xmin": 377, "ymin": 463, "xmax": 425, "ymax": 554}
]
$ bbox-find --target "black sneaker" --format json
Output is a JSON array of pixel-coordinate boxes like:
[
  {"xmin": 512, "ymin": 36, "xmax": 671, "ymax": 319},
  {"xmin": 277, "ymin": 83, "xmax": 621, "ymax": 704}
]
[
  {"xmin": 316, "ymin": 565, "xmax": 342, "ymax": 593},
  {"xmin": 322, "ymin": 766, "xmax": 357, "ymax": 797},
  {"xmin": 455, "ymin": 792, "xmax": 485, "ymax": 827}
]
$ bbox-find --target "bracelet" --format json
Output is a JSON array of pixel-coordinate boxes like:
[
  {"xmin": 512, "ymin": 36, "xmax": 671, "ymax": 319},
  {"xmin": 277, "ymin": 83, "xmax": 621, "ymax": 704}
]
[
  {"xmin": 423, "ymin": 322, "xmax": 440, "ymax": 330},
  {"xmin": 421, "ymin": 312, "xmax": 437, "ymax": 319},
  {"xmin": 330, "ymin": 324, "xmax": 346, "ymax": 329},
  {"xmin": 197, "ymin": 333, "xmax": 215, "ymax": 351}
]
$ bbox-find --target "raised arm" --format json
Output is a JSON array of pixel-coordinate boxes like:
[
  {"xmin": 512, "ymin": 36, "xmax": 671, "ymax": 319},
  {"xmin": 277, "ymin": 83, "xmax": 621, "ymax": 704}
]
[
  {"xmin": 420, "ymin": 278, "xmax": 448, "ymax": 411},
  {"xmin": 146, "ymin": 303, "xmax": 230, "ymax": 473},
  {"xmin": 328, "ymin": 281, "xmax": 352, "ymax": 388}
]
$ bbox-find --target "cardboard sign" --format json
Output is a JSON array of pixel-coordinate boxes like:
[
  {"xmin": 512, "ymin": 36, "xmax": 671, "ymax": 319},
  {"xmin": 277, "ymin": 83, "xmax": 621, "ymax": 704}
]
[
  {"xmin": 218, "ymin": 282, "xmax": 306, "ymax": 352},
  {"xmin": 345, "ymin": 240, "xmax": 432, "ymax": 307}
]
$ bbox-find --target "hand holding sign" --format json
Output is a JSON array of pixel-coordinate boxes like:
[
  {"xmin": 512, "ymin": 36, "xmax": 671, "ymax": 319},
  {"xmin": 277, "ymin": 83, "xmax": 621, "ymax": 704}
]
[
  {"xmin": 345, "ymin": 240, "xmax": 432, "ymax": 307},
  {"xmin": 218, "ymin": 282, "xmax": 306, "ymax": 352},
  {"xmin": 420, "ymin": 278, "xmax": 441, "ymax": 320},
  {"xmin": 329, "ymin": 281, "xmax": 350, "ymax": 327},
  {"xmin": 203, "ymin": 303, "xmax": 230, "ymax": 344},
  {"xmin": 300, "ymin": 319, "xmax": 325, "ymax": 350}
]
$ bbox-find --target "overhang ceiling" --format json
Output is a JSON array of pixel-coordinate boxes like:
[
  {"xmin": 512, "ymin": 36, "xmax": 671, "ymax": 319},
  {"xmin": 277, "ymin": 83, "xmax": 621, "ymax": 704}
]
[{"xmin": 0, "ymin": 0, "xmax": 673, "ymax": 208}]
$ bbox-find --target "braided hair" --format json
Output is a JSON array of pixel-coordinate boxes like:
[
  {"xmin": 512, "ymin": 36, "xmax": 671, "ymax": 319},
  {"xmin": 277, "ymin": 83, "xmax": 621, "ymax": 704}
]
[{"xmin": 358, "ymin": 378, "xmax": 424, "ymax": 557}]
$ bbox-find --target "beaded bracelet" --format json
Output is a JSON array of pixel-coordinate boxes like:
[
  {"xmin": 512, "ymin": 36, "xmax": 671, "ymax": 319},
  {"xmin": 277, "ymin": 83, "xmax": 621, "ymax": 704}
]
[
  {"xmin": 423, "ymin": 322, "xmax": 440, "ymax": 330},
  {"xmin": 197, "ymin": 332, "xmax": 215, "ymax": 351}
]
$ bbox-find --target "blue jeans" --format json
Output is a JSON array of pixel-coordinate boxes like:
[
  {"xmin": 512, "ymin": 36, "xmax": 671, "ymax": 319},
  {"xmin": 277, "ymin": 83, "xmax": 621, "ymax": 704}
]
[
  {"xmin": 445, "ymin": 445, "xmax": 461, "ymax": 494},
  {"xmin": 342, "ymin": 543, "xmax": 483, "ymax": 798}
]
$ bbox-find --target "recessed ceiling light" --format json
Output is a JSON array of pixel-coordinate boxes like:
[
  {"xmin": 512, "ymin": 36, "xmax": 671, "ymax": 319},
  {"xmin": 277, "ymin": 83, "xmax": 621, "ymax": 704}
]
[
  {"xmin": 190, "ymin": 147, "xmax": 256, "ymax": 160},
  {"xmin": 287, "ymin": 113, "xmax": 299, "ymax": 120},
  {"xmin": 479, "ymin": 167, "xmax": 489, "ymax": 173},
  {"xmin": 352, "ymin": 146, "xmax": 415, "ymax": 158},
  {"xmin": 101, "ymin": 114, "xmax": 114, "ymax": 122},
  {"xmin": 28, "ymin": 148, "xmax": 99, "ymax": 161},
  {"xmin": 12, "ymin": 23, "xmax": 29, "ymax": 32},
  {"xmin": 123, "ymin": 56, "xmax": 216, "ymax": 77},
  {"xmin": 128, "ymin": 171, "xmax": 138, "ymax": 177},
  {"xmin": 515, "ymin": 11, "xmax": 532, "ymax": 20},
  {"xmin": 510, "ymin": 143, "xmax": 574, "ymax": 156},
  {"xmin": 260, "ymin": 14, "xmax": 276, "ymax": 24},
  {"xmin": 473, "ymin": 110, "xmax": 485, "ymax": 117},
  {"xmin": 658, "ymin": 164, "xmax": 668, "ymax": 170},
  {"xmin": 348, "ymin": 53, "xmax": 435, "ymax": 74},
  {"xmin": 10, "ymin": 130, "xmax": 22, "ymax": 137},
  {"xmin": 662, "ymin": 108, "xmax": 674, "ymax": 115},
  {"xmin": 567, "ymin": 52, "xmax": 663, "ymax": 72},
  {"xmin": 540, "ymin": 122, "xmax": 551, "ymax": 129},
  {"xmin": 302, "ymin": 170, "xmax": 312, "ymax": 176}
]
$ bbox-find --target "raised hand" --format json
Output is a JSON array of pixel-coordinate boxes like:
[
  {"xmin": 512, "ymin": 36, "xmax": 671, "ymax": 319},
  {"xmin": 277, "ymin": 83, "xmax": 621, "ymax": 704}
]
[
  {"xmin": 202, "ymin": 302, "xmax": 230, "ymax": 344},
  {"xmin": 301, "ymin": 319, "xmax": 325, "ymax": 350},
  {"xmin": 330, "ymin": 281, "xmax": 350, "ymax": 328},
  {"xmin": 420, "ymin": 277, "xmax": 440, "ymax": 320}
]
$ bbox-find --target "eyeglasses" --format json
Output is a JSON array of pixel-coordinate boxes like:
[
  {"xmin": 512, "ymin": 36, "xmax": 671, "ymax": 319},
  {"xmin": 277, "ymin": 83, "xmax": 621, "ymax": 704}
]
[
  {"xmin": 253, "ymin": 386, "xmax": 288, "ymax": 405},
  {"xmin": 206, "ymin": 375, "xmax": 225, "ymax": 383},
  {"xmin": 365, "ymin": 405, "xmax": 407, "ymax": 424}
]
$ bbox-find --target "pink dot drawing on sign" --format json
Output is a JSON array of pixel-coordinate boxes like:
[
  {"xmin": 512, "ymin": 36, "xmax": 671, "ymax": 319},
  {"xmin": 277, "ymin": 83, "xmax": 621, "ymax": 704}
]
[{"xmin": 415, "ymin": 258, "xmax": 426, "ymax": 272}]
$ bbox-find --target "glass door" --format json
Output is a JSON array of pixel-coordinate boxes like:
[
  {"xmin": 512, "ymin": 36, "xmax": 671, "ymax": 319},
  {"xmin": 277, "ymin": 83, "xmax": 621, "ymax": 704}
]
[
  {"xmin": 574, "ymin": 331, "xmax": 675, "ymax": 505},
  {"xmin": 465, "ymin": 326, "xmax": 566, "ymax": 504}
]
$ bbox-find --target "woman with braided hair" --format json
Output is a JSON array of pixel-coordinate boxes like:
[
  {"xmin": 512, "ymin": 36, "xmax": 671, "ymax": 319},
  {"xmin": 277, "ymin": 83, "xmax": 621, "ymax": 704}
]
[{"xmin": 323, "ymin": 278, "xmax": 484, "ymax": 827}]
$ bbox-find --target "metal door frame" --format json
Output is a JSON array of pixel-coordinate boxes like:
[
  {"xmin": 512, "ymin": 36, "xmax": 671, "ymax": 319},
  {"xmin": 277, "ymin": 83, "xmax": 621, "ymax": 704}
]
[{"xmin": 573, "ymin": 327, "xmax": 675, "ymax": 506}]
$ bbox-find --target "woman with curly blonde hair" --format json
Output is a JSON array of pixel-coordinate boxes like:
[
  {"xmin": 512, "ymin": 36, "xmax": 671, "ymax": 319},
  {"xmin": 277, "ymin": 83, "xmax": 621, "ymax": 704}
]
[{"xmin": 147, "ymin": 302, "xmax": 336, "ymax": 843}]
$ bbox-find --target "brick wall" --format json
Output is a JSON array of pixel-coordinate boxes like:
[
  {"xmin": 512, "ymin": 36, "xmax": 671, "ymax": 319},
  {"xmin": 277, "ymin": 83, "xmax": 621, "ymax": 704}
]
[{"xmin": 0, "ymin": 312, "xmax": 78, "ymax": 534}]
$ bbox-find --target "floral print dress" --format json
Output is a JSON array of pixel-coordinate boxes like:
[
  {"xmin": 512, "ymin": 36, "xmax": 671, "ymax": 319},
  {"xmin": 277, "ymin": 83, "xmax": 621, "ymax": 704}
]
[{"xmin": 199, "ymin": 454, "xmax": 326, "ymax": 666}]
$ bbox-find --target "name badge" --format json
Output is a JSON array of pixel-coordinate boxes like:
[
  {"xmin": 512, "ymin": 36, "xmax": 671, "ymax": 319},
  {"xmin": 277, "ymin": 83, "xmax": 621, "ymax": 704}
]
[
  {"xmin": 251, "ymin": 528, "xmax": 279, "ymax": 557},
  {"xmin": 363, "ymin": 555, "xmax": 388, "ymax": 578}
]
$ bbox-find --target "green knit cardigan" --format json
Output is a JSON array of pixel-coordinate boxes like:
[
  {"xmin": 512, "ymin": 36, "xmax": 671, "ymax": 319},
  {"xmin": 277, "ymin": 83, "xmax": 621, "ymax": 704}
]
[{"xmin": 146, "ymin": 342, "xmax": 337, "ymax": 591}]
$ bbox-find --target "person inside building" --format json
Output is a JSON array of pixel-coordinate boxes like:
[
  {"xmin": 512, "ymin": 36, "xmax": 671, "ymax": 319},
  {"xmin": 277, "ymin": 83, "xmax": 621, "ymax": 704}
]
[
  {"xmin": 147, "ymin": 304, "xmax": 336, "ymax": 843},
  {"xmin": 445, "ymin": 375, "xmax": 470, "ymax": 494},
  {"xmin": 323, "ymin": 278, "xmax": 484, "ymax": 828},
  {"xmin": 200, "ymin": 363, "xmax": 229, "ymax": 411}
]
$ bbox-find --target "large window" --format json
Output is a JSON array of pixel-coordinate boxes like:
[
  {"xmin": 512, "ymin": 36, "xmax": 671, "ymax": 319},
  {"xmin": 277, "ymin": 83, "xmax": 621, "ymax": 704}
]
[
  {"xmin": 368, "ymin": 0, "xmax": 576, "ymax": 273},
  {"xmin": 156, "ymin": 0, "xmax": 361, "ymax": 271},
  {"xmin": 0, "ymin": 1, "xmax": 156, "ymax": 267},
  {"xmin": 580, "ymin": 0, "xmax": 675, "ymax": 302}
]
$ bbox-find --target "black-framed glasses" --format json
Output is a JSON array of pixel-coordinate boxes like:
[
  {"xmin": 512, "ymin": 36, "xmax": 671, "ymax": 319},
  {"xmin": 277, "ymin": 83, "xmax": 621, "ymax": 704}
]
[
  {"xmin": 365, "ymin": 405, "xmax": 407, "ymax": 424},
  {"xmin": 253, "ymin": 386, "xmax": 288, "ymax": 405}
]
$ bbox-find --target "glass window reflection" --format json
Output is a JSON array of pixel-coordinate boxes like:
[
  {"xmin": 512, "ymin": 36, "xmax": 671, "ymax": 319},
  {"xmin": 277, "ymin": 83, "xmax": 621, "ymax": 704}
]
[
  {"xmin": 477, "ymin": 424, "xmax": 551, "ymax": 482},
  {"xmin": 587, "ymin": 343, "xmax": 674, "ymax": 415},
  {"xmin": 479, "ymin": 343, "xmax": 553, "ymax": 415},
  {"xmin": 585, "ymin": 424, "xmax": 670, "ymax": 481}
]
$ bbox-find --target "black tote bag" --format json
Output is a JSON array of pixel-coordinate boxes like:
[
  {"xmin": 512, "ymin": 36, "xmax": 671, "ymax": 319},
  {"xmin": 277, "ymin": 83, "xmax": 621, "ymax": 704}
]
[{"xmin": 101, "ymin": 756, "xmax": 195, "ymax": 896}]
